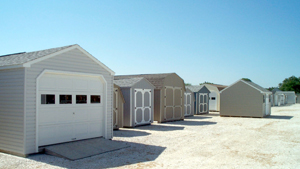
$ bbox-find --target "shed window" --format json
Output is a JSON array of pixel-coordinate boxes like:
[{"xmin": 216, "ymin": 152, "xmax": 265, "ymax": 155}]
[
  {"xmin": 41, "ymin": 94, "xmax": 55, "ymax": 104},
  {"xmin": 76, "ymin": 95, "xmax": 87, "ymax": 104},
  {"xmin": 60, "ymin": 95, "xmax": 72, "ymax": 104},
  {"xmin": 91, "ymin": 95, "xmax": 101, "ymax": 103},
  {"xmin": 211, "ymin": 97, "xmax": 216, "ymax": 100}
]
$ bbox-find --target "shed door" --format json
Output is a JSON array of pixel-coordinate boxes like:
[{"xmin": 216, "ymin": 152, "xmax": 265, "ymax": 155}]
[
  {"xmin": 113, "ymin": 88, "xmax": 118, "ymax": 127},
  {"xmin": 184, "ymin": 93, "xmax": 192, "ymax": 116},
  {"xmin": 134, "ymin": 89, "xmax": 152, "ymax": 125},
  {"xmin": 38, "ymin": 72, "xmax": 105, "ymax": 146},
  {"xmin": 199, "ymin": 93, "xmax": 208, "ymax": 113},
  {"xmin": 164, "ymin": 86, "xmax": 183, "ymax": 120},
  {"xmin": 209, "ymin": 91, "xmax": 217, "ymax": 111}
]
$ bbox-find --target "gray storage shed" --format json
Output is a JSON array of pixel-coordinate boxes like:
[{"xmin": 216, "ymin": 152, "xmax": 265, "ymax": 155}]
[
  {"xmin": 115, "ymin": 73, "xmax": 185, "ymax": 123},
  {"xmin": 184, "ymin": 87, "xmax": 195, "ymax": 117},
  {"xmin": 114, "ymin": 77, "xmax": 155, "ymax": 127},
  {"xmin": 113, "ymin": 84, "xmax": 125, "ymax": 130},
  {"xmin": 0, "ymin": 44, "xmax": 115, "ymax": 157},
  {"xmin": 186, "ymin": 85, "xmax": 211, "ymax": 114},
  {"xmin": 220, "ymin": 79, "xmax": 272, "ymax": 117}
]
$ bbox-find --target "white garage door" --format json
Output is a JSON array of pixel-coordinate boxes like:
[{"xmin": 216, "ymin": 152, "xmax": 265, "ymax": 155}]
[{"xmin": 38, "ymin": 72, "xmax": 105, "ymax": 146}]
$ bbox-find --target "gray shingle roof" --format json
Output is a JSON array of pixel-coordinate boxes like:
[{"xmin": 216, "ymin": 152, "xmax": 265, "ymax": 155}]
[
  {"xmin": 114, "ymin": 77, "xmax": 145, "ymax": 88},
  {"xmin": 186, "ymin": 85, "xmax": 205, "ymax": 92},
  {"xmin": 241, "ymin": 80, "xmax": 272, "ymax": 93},
  {"xmin": 0, "ymin": 44, "xmax": 75, "ymax": 67},
  {"xmin": 114, "ymin": 73, "xmax": 173, "ymax": 89}
]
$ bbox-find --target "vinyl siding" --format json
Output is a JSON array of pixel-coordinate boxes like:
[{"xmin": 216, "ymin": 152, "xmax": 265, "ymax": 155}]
[
  {"xmin": 24, "ymin": 48, "xmax": 113, "ymax": 154},
  {"xmin": 0, "ymin": 68, "xmax": 25, "ymax": 155},
  {"xmin": 220, "ymin": 81, "xmax": 264, "ymax": 117}
]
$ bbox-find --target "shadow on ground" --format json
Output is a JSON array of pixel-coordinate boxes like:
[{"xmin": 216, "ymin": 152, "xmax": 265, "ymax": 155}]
[
  {"xmin": 113, "ymin": 129, "xmax": 151, "ymax": 137},
  {"xmin": 185, "ymin": 116, "xmax": 212, "ymax": 120},
  {"xmin": 266, "ymin": 115, "xmax": 293, "ymax": 120},
  {"xmin": 28, "ymin": 140, "xmax": 166, "ymax": 168},
  {"xmin": 167, "ymin": 120, "xmax": 217, "ymax": 126},
  {"xmin": 136, "ymin": 124, "xmax": 185, "ymax": 131}
]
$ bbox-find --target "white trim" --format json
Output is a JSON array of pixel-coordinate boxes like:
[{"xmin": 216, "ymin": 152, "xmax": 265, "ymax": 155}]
[
  {"xmin": 35, "ymin": 69, "xmax": 108, "ymax": 152},
  {"xmin": 22, "ymin": 45, "xmax": 115, "ymax": 75}
]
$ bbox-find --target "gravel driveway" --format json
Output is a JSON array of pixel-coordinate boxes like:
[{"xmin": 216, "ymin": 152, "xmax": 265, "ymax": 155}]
[{"xmin": 1, "ymin": 104, "xmax": 299, "ymax": 169}]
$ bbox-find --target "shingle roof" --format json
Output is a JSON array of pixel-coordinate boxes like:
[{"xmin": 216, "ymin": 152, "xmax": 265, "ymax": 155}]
[
  {"xmin": 241, "ymin": 80, "xmax": 271, "ymax": 93},
  {"xmin": 186, "ymin": 85, "xmax": 206, "ymax": 92},
  {"xmin": 114, "ymin": 77, "xmax": 145, "ymax": 88},
  {"xmin": 272, "ymin": 88, "xmax": 281, "ymax": 94},
  {"xmin": 114, "ymin": 73, "xmax": 173, "ymax": 89},
  {"xmin": 207, "ymin": 84, "xmax": 228, "ymax": 92},
  {"xmin": 203, "ymin": 84, "xmax": 219, "ymax": 93},
  {"xmin": 0, "ymin": 44, "xmax": 75, "ymax": 67}
]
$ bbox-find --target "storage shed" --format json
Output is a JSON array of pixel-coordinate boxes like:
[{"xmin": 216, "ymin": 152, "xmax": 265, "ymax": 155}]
[
  {"xmin": 113, "ymin": 84, "xmax": 125, "ymax": 130},
  {"xmin": 184, "ymin": 87, "xmax": 195, "ymax": 117},
  {"xmin": 0, "ymin": 44, "xmax": 114, "ymax": 157},
  {"xmin": 204, "ymin": 84, "xmax": 220, "ymax": 112},
  {"xmin": 186, "ymin": 85, "xmax": 211, "ymax": 114},
  {"xmin": 115, "ymin": 73, "xmax": 185, "ymax": 123},
  {"xmin": 114, "ymin": 77, "xmax": 155, "ymax": 127},
  {"xmin": 220, "ymin": 79, "xmax": 271, "ymax": 117},
  {"xmin": 272, "ymin": 88, "xmax": 286, "ymax": 106},
  {"xmin": 278, "ymin": 91, "xmax": 296, "ymax": 104}
]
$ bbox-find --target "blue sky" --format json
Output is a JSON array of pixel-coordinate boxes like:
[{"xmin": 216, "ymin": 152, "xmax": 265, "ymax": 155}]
[{"xmin": 1, "ymin": 0, "xmax": 299, "ymax": 88}]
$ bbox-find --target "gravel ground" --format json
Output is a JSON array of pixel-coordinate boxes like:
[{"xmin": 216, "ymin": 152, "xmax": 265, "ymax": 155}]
[{"xmin": 1, "ymin": 104, "xmax": 300, "ymax": 169}]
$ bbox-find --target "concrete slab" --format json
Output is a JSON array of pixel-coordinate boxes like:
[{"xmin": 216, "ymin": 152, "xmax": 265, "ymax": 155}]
[{"xmin": 43, "ymin": 138, "xmax": 130, "ymax": 161}]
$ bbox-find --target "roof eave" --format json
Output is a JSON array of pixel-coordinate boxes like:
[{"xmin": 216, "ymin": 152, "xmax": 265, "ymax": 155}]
[{"xmin": 0, "ymin": 64, "xmax": 26, "ymax": 70}]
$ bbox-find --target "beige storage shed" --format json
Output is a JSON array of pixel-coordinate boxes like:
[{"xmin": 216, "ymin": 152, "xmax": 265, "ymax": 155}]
[
  {"xmin": 220, "ymin": 79, "xmax": 272, "ymax": 117},
  {"xmin": 115, "ymin": 73, "xmax": 185, "ymax": 123}
]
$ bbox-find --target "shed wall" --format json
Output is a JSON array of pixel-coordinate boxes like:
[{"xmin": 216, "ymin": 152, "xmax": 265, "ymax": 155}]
[
  {"xmin": 220, "ymin": 81, "xmax": 264, "ymax": 117},
  {"xmin": 154, "ymin": 89, "xmax": 161, "ymax": 122},
  {"xmin": 121, "ymin": 88, "xmax": 131, "ymax": 127},
  {"xmin": 25, "ymin": 48, "xmax": 113, "ymax": 154},
  {"xmin": 113, "ymin": 84, "xmax": 124, "ymax": 130},
  {"xmin": 0, "ymin": 68, "xmax": 25, "ymax": 155}
]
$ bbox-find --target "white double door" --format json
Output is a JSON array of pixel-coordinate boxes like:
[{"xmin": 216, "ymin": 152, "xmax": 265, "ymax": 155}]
[
  {"xmin": 198, "ymin": 93, "xmax": 208, "ymax": 113},
  {"xmin": 38, "ymin": 72, "xmax": 105, "ymax": 146},
  {"xmin": 134, "ymin": 89, "xmax": 152, "ymax": 125},
  {"xmin": 184, "ymin": 93, "xmax": 192, "ymax": 116}
]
